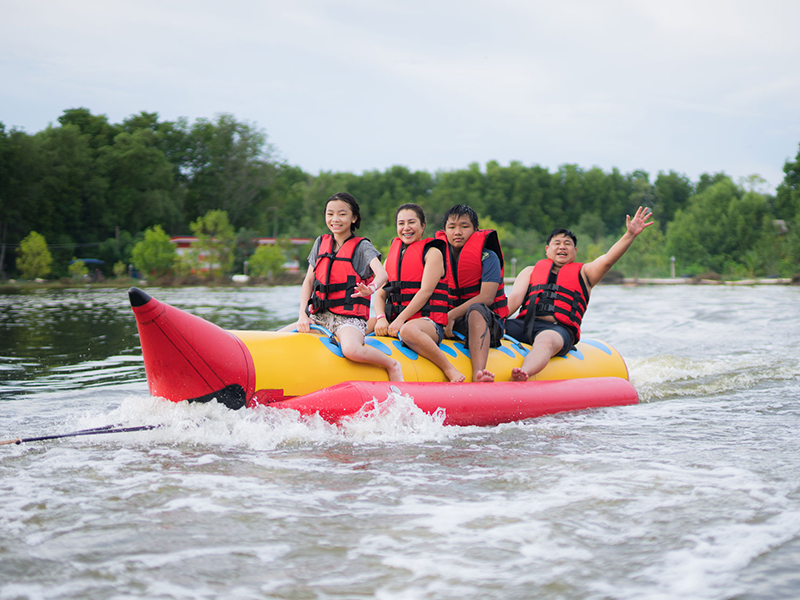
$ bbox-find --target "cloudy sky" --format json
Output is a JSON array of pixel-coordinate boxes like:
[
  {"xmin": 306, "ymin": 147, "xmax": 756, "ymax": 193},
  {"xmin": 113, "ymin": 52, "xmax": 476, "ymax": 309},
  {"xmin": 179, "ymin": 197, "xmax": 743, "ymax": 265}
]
[{"xmin": 3, "ymin": 0, "xmax": 799, "ymax": 191}]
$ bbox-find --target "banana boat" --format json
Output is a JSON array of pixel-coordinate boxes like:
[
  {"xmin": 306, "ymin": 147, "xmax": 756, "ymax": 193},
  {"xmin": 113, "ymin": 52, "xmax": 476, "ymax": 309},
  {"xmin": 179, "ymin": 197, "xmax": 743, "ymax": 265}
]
[{"xmin": 129, "ymin": 287, "xmax": 638, "ymax": 426}]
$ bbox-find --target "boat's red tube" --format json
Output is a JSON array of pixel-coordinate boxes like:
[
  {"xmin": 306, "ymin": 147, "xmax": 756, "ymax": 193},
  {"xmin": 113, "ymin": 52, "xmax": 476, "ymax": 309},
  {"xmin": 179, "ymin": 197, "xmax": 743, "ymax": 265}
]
[
  {"xmin": 270, "ymin": 378, "xmax": 638, "ymax": 427},
  {"xmin": 129, "ymin": 288, "xmax": 256, "ymax": 409}
]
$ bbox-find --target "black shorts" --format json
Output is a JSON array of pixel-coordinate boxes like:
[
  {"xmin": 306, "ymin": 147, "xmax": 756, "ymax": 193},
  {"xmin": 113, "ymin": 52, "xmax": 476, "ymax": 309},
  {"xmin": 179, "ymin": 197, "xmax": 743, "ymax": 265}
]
[
  {"xmin": 452, "ymin": 303, "xmax": 505, "ymax": 348},
  {"xmin": 505, "ymin": 317, "xmax": 574, "ymax": 357}
]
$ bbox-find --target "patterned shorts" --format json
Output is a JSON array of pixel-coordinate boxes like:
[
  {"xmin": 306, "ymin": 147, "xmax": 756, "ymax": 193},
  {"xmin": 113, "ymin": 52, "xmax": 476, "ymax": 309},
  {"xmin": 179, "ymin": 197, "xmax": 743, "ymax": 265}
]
[
  {"xmin": 452, "ymin": 303, "xmax": 505, "ymax": 348},
  {"xmin": 310, "ymin": 310, "xmax": 367, "ymax": 336}
]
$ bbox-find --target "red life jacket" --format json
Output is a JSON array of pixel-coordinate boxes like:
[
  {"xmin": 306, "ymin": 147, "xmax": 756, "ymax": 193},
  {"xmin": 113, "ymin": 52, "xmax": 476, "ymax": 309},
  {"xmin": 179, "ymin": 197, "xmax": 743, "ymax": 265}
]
[
  {"xmin": 517, "ymin": 259, "xmax": 589, "ymax": 341},
  {"xmin": 384, "ymin": 237, "xmax": 449, "ymax": 326},
  {"xmin": 309, "ymin": 234, "xmax": 371, "ymax": 319},
  {"xmin": 435, "ymin": 229, "xmax": 509, "ymax": 319}
]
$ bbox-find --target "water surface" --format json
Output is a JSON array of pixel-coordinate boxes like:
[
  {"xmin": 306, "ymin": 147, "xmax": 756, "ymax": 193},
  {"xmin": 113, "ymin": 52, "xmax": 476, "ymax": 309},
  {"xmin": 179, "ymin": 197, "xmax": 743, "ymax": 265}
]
[{"xmin": 1, "ymin": 285, "xmax": 799, "ymax": 599}]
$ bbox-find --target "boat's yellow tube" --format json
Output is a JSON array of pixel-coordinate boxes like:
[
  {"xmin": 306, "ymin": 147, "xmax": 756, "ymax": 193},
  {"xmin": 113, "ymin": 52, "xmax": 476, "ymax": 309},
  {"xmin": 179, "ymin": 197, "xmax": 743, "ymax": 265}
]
[
  {"xmin": 232, "ymin": 330, "xmax": 629, "ymax": 398},
  {"xmin": 129, "ymin": 286, "xmax": 629, "ymax": 410}
]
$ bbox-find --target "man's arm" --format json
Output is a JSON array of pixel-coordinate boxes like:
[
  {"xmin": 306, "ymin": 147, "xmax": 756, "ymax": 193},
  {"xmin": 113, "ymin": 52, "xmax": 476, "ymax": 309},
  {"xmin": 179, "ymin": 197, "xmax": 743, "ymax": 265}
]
[
  {"xmin": 582, "ymin": 206, "xmax": 653, "ymax": 289},
  {"xmin": 506, "ymin": 265, "xmax": 534, "ymax": 317}
]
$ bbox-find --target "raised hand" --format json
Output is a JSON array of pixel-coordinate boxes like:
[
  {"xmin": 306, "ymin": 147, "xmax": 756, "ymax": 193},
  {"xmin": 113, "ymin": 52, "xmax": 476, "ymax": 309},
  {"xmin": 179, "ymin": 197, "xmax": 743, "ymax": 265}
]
[
  {"xmin": 627, "ymin": 206, "xmax": 654, "ymax": 237},
  {"xmin": 351, "ymin": 282, "xmax": 376, "ymax": 298}
]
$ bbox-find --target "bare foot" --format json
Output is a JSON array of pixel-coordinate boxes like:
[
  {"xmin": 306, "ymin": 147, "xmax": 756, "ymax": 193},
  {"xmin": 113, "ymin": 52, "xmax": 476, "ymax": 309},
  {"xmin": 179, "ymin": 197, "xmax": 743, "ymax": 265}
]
[
  {"xmin": 444, "ymin": 367, "xmax": 466, "ymax": 383},
  {"xmin": 474, "ymin": 369, "xmax": 495, "ymax": 383},
  {"xmin": 511, "ymin": 367, "xmax": 529, "ymax": 382},
  {"xmin": 386, "ymin": 360, "xmax": 404, "ymax": 382}
]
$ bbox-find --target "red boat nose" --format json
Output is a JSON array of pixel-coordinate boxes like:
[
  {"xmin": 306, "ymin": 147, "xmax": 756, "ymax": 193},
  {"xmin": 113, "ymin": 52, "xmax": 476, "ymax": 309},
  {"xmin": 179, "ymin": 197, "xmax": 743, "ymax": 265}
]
[{"xmin": 129, "ymin": 288, "xmax": 256, "ymax": 409}]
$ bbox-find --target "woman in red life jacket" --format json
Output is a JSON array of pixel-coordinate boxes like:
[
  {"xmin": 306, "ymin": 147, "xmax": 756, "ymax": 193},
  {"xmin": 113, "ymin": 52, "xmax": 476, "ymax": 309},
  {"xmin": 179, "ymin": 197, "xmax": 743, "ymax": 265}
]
[
  {"xmin": 283, "ymin": 192, "xmax": 403, "ymax": 381},
  {"xmin": 505, "ymin": 206, "xmax": 653, "ymax": 381},
  {"xmin": 373, "ymin": 204, "xmax": 465, "ymax": 383}
]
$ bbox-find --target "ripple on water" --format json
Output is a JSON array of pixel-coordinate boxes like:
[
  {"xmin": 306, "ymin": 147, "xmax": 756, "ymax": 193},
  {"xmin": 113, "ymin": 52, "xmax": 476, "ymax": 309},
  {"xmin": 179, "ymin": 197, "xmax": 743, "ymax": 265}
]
[{"xmin": 3, "ymin": 285, "xmax": 800, "ymax": 600}]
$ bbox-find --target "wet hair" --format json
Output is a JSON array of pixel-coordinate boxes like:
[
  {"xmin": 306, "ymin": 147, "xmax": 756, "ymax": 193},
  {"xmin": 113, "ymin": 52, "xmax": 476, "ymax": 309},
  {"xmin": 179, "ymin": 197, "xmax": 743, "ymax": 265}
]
[
  {"xmin": 546, "ymin": 228, "xmax": 578, "ymax": 247},
  {"xmin": 442, "ymin": 204, "xmax": 479, "ymax": 230},
  {"xmin": 395, "ymin": 203, "xmax": 426, "ymax": 227},
  {"xmin": 324, "ymin": 192, "xmax": 361, "ymax": 233}
]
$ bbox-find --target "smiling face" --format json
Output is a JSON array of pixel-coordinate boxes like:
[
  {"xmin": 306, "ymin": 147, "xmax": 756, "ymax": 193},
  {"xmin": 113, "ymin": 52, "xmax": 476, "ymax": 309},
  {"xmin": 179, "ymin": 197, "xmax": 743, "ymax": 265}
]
[
  {"xmin": 396, "ymin": 209, "xmax": 425, "ymax": 244},
  {"xmin": 325, "ymin": 200, "xmax": 357, "ymax": 238},
  {"xmin": 444, "ymin": 214, "xmax": 476, "ymax": 251},
  {"xmin": 545, "ymin": 233, "xmax": 578, "ymax": 268}
]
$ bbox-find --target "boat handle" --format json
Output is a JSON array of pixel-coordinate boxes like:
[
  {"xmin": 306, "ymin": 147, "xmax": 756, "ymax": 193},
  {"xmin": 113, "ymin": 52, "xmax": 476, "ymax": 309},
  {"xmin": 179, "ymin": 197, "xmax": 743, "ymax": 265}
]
[
  {"xmin": 503, "ymin": 333, "xmax": 524, "ymax": 346},
  {"xmin": 291, "ymin": 324, "xmax": 338, "ymax": 345}
]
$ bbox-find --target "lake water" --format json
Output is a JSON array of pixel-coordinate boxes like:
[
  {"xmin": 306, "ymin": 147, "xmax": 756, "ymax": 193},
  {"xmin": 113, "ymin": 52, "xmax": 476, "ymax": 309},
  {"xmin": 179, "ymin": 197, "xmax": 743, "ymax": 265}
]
[{"xmin": 1, "ymin": 284, "xmax": 799, "ymax": 600}]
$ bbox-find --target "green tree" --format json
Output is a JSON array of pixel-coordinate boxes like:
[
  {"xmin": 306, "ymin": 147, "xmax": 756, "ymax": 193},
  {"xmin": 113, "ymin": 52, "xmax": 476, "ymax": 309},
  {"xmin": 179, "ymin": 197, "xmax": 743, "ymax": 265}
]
[
  {"xmin": 58, "ymin": 107, "xmax": 120, "ymax": 150},
  {"xmin": 291, "ymin": 171, "xmax": 359, "ymax": 238},
  {"xmin": 33, "ymin": 124, "xmax": 95, "ymax": 242},
  {"xmin": 627, "ymin": 170, "xmax": 654, "ymax": 213},
  {"xmin": 233, "ymin": 227, "xmax": 259, "ymax": 275},
  {"xmin": 428, "ymin": 162, "xmax": 486, "ymax": 223},
  {"xmin": 738, "ymin": 174, "xmax": 771, "ymax": 195},
  {"xmin": 97, "ymin": 229, "xmax": 136, "ymax": 273},
  {"xmin": 0, "ymin": 127, "xmax": 45, "ymax": 276},
  {"xmin": 575, "ymin": 212, "xmax": 606, "ymax": 244},
  {"xmin": 615, "ymin": 221, "xmax": 668, "ymax": 279},
  {"xmin": 269, "ymin": 164, "xmax": 311, "ymax": 236},
  {"xmin": 783, "ymin": 211, "xmax": 800, "ymax": 273},
  {"xmin": 17, "ymin": 231, "xmax": 53, "ymax": 279},
  {"xmin": 552, "ymin": 164, "xmax": 584, "ymax": 226},
  {"xmin": 189, "ymin": 209, "xmax": 235, "ymax": 280},
  {"xmin": 131, "ymin": 225, "xmax": 176, "ymax": 277},
  {"xmin": 696, "ymin": 172, "xmax": 731, "ymax": 195},
  {"xmin": 248, "ymin": 243, "xmax": 286, "ymax": 280},
  {"xmin": 0, "ymin": 123, "xmax": 12, "ymax": 277},
  {"xmin": 97, "ymin": 128, "xmax": 181, "ymax": 234},
  {"xmin": 68, "ymin": 258, "xmax": 89, "ymax": 279},
  {"xmin": 665, "ymin": 178, "xmax": 770, "ymax": 275},
  {"xmin": 181, "ymin": 114, "xmax": 277, "ymax": 230},
  {"xmin": 775, "ymin": 143, "xmax": 800, "ymax": 220},
  {"xmin": 654, "ymin": 170, "xmax": 693, "ymax": 227}
]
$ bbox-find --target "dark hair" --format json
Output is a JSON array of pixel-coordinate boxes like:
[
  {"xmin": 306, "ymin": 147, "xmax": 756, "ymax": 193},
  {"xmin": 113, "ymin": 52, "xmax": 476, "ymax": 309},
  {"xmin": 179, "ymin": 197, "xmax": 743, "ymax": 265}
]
[
  {"xmin": 395, "ymin": 203, "xmax": 426, "ymax": 227},
  {"xmin": 546, "ymin": 228, "xmax": 578, "ymax": 247},
  {"xmin": 324, "ymin": 192, "xmax": 361, "ymax": 233},
  {"xmin": 442, "ymin": 204, "xmax": 479, "ymax": 230}
]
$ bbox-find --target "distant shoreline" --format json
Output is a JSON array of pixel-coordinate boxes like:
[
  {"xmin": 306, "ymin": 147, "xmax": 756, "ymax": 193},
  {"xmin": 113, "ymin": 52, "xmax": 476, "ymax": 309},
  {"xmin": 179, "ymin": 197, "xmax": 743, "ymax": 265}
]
[
  {"xmin": 503, "ymin": 277, "xmax": 798, "ymax": 286},
  {"xmin": 619, "ymin": 277, "xmax": 796, "ymax": 286},
  {"xmin": 1, "ymin": 275, "xmax": 797, "ymax": 293}
]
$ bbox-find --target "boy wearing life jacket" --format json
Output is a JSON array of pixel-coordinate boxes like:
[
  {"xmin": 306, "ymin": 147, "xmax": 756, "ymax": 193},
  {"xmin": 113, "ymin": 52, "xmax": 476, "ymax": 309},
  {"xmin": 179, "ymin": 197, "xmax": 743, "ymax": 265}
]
[
  {"xmin": 505, "ymin": 206, "xmax": 653, "ymax": 381},
  {"xmin": 435, "ymin": 204, "xmax": 509, "ymax": 383}
]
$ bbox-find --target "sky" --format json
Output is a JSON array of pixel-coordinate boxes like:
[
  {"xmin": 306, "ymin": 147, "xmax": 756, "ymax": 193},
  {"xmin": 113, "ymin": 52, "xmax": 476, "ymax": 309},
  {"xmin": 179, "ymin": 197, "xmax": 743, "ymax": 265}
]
[{"xmin": 2, "ymin": 0, "xmax": 800, "ymax": 192}]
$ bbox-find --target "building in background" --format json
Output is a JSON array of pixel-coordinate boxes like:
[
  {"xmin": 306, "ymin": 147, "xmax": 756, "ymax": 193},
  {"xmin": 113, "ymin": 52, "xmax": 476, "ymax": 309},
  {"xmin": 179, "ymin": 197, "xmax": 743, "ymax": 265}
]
[{"xmin": 170, "ymin": 236, "xmax": 312, "ymax": 272}]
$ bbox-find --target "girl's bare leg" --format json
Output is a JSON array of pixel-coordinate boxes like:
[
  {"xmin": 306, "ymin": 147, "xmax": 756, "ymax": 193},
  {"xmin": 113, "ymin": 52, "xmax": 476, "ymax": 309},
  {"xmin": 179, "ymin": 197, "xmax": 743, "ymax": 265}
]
[
  {"xmin": 399, "ymin": 320, "xmax": 465, "ymax": 383},
  {"xmin": 337, "ymin": 327, "xmax": 404, "ymax": 381}
]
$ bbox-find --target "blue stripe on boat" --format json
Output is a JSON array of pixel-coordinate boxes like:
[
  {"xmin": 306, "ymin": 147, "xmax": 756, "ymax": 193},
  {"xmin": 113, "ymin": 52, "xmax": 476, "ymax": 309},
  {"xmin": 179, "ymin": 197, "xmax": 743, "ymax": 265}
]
[
  {"xmin": 392, "ymin": 340, "xmax": 418, "ymax": 360},
  {"xmin": 365, "ymin": 337, "xmax": 392, "ymax": 356},
  {"xmin": 580, "ymin": 339, "xmax": 613, "ymax": 355}
]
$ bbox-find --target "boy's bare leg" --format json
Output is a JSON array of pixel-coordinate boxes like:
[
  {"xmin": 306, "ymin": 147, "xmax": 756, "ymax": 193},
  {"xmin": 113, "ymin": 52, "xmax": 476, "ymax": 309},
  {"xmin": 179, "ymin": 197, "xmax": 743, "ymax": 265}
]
[{"xmin": 467, "ymin": 310, "xmax": 494, "ymax": 382}]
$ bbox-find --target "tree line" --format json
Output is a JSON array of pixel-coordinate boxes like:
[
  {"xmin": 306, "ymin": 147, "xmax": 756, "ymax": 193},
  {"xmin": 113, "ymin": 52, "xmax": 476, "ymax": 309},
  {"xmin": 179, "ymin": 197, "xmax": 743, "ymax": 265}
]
[{"xmin": 2, "ymin": 108, "xmax": 800, "ymax": 281}]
